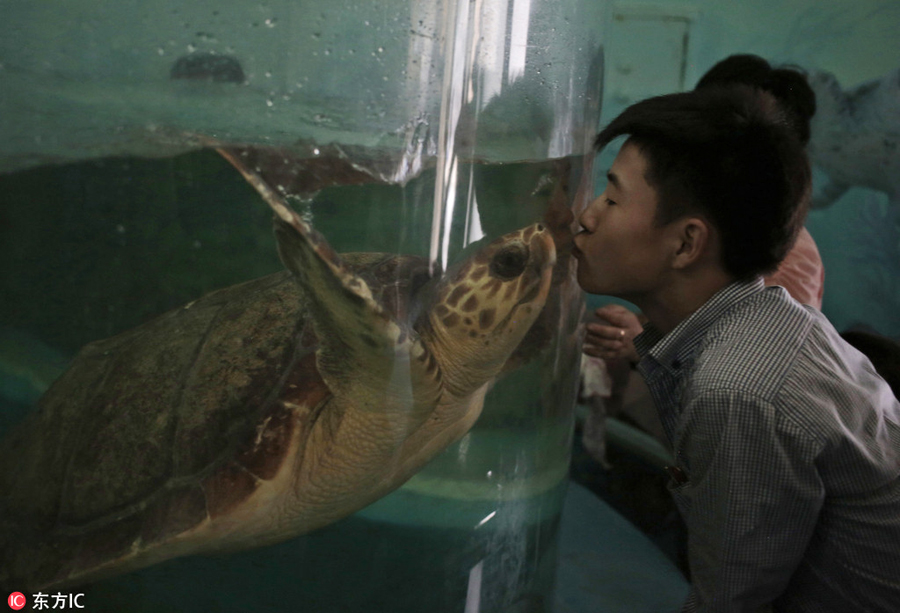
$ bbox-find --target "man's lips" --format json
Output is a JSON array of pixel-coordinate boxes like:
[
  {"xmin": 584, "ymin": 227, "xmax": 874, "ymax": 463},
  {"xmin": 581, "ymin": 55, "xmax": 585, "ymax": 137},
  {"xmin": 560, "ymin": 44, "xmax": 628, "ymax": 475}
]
[{"xmin": 572, "ymin": 234, "xmax": 585, "ymax": 259}]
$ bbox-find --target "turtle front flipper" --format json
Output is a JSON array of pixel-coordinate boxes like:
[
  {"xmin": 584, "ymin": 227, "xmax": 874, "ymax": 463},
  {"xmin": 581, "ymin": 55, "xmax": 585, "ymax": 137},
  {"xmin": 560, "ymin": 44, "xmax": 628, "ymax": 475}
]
[
  {"xmin": 218, "ymin": 147, "xmax": 442, "ymax": 424},
  {"xmin": 273, "ymin": 216, "xmax": 442, "ymax": 420}
]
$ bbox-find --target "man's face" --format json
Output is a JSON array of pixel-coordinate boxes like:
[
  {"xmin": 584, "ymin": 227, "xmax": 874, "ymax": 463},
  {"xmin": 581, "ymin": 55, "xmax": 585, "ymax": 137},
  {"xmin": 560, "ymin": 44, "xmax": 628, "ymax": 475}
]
[{"xmin": 573, "ymin": 141, "xmax": 677, "ymax": 300}]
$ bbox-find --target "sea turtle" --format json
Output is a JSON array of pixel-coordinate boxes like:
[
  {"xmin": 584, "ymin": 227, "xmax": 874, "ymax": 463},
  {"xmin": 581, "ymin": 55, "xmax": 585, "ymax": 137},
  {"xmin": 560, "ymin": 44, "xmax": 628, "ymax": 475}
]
[{"xmin": 0, "ymin": 151, "xmax": 556, "ymax": 591}]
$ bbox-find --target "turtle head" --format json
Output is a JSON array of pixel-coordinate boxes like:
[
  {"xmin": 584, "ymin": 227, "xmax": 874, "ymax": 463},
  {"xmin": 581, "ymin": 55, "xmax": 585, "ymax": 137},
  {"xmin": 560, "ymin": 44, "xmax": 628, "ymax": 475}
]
[{"xmin": 421, "ymin": 223, "xmax": 556, "ymax": 398}]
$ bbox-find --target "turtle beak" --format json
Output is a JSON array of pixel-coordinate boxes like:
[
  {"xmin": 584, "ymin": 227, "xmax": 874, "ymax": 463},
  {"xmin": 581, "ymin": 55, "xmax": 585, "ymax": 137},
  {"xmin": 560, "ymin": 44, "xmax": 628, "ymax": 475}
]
[
  {"xmin": 512, "ymin": 224, "xmax": 556, "ymax": 313},
  {"xmin": 532, "ymin": 224, "xmax": 557, "ymax": 271}
]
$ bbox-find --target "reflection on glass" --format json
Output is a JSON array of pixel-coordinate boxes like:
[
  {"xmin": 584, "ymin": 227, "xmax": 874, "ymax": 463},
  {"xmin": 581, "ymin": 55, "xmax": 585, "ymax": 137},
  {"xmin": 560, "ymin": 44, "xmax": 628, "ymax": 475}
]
[{"xmin": 0, "ymin": 0, "xmax": 605, "ymax": 610}]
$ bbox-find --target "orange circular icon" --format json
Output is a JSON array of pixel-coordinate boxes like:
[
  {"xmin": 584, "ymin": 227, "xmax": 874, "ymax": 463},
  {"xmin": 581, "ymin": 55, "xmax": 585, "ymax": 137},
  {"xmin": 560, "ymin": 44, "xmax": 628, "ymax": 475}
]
[{"xmin": 8, "ymin": 593, "xmax": 26, "ymax": 611}]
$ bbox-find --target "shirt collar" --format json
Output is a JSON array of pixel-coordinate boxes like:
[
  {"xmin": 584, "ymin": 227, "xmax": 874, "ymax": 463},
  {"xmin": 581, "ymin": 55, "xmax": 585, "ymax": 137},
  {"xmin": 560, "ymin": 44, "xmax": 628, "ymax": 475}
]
[{"xmin": 634, "ymin": 277, "xmax": 765, "ymax": 374}]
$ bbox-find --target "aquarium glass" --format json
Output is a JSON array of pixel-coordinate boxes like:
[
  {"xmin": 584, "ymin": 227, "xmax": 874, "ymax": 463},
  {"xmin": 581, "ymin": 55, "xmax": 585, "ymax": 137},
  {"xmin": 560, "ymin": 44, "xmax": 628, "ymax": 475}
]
[{"xmin": 0, "ymin": 0, "xmax": 605, "ymax": 611}]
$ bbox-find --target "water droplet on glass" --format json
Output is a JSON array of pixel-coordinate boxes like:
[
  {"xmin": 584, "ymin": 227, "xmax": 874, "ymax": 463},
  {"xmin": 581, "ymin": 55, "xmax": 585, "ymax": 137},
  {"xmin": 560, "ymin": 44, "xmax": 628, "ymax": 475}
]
[
  {"xmin": 324, "ymin": 49, "xmax": 331, "ymax": 56},
  {"xmin": 157, "ymin": 48, "xmax": 165, "ymax": 56},
  {"xmin": 265, "ymin": 71, "xmax": 272, "ymax": 78},
  {"xmin": 265, "ymin": 18, "xmax": 277, "ymax": 28},
  {"xmin": 186, "ymin": 43, "xmax": 196, "ymax": 53},
  {"xmin": 312, "ymin": 147, "xmax": 320, "ymax": 156},
  {"xmin": 377, "ymin": 46, "xmax": 384, "ymax": 53},
  {"xmin": 266, "ymin": 99, "xmax": 274, "ymax": 107}
]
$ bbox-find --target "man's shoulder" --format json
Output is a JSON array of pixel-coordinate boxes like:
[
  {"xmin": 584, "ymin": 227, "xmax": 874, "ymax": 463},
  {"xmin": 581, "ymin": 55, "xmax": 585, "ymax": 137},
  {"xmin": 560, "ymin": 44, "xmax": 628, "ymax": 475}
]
[{"xmin": 688, "ymin": 286, "xmax": 817, "ymax": 399}]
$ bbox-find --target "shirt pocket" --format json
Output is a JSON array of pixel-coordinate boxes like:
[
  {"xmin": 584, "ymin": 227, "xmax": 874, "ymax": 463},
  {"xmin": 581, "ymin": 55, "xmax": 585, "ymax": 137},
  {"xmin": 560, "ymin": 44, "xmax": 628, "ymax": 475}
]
[{"xmin": 665, "ymin": 465, "xmax": 692, "ymax": 514}]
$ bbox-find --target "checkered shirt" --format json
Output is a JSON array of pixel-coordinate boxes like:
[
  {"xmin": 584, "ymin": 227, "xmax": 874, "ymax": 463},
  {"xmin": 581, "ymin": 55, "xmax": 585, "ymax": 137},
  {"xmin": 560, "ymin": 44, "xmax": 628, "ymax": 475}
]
[{"xmin": 634, "ymin": 278, "xmax": 900, "ymax": 613}]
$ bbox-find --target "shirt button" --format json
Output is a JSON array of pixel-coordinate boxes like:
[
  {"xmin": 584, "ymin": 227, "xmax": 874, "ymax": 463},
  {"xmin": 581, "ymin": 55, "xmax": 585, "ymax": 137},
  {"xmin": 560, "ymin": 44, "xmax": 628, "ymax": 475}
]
[{"xmin": 665, "ymin": 465, "xmax": 689, "ymax": 485}]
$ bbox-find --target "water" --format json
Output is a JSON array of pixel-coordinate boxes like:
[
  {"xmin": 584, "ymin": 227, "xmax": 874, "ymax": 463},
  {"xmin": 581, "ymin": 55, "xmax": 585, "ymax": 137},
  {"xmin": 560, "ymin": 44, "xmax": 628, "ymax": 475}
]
[
  {"xmin": 0, "ymin": 150, "xmax": 585, "ymax": 611},
  {"xmin": 78, "ymin": 456, "xmax": 569, "ymax": 612}
]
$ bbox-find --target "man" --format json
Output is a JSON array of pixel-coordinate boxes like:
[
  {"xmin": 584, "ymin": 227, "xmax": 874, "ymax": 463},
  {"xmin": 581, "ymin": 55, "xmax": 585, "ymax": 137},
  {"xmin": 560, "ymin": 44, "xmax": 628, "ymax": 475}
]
[
  {"xmin": 573, "ymin": 86, "xmax": 900, "ymax": 611},
  {"xmin": 585, "ymin": 54, "xmax": 824, "ymax": 365}
]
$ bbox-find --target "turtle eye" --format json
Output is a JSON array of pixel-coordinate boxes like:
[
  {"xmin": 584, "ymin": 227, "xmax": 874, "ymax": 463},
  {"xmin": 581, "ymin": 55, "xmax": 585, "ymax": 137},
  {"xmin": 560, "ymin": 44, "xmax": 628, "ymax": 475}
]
[{"xmin": 490, "ymin": 244, "xmax": 529, "ymax": 280}]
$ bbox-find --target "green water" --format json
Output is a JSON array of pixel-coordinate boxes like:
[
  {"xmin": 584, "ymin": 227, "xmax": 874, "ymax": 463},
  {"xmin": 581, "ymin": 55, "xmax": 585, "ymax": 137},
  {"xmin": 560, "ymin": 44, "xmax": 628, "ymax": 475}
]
[
  {"xmin": 78, "ymin": 467, "xmax": 568, "ymax": 612},
  {"xmin": 0, "ymin": 150, "xmax": 585, "ymax": 611}
]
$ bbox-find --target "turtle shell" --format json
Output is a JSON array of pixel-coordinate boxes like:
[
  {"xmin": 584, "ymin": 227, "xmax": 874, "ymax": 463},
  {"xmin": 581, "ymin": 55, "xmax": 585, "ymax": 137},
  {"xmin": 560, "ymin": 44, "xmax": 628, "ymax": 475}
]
[{"xmin": 0, "ymin": 253, "xmax": 431, "ymax": 590}]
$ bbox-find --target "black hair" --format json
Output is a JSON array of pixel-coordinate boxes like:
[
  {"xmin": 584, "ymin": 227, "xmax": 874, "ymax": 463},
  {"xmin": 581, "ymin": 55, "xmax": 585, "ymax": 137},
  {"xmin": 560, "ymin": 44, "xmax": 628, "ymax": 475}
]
[
  {"xmin": 695, "ymin": 54, "xmax": 816, "ymax": 145},
  {"xmin": 594, "ymin": 86, "xmax": 811, "ymax": 280}
]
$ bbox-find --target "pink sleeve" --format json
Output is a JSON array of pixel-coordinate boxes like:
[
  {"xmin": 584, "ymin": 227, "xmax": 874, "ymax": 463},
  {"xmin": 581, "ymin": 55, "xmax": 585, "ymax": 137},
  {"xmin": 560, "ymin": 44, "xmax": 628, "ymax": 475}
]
[{"xmin": 764, "ymin": 227, "xmax": 825, "ymax": 309}]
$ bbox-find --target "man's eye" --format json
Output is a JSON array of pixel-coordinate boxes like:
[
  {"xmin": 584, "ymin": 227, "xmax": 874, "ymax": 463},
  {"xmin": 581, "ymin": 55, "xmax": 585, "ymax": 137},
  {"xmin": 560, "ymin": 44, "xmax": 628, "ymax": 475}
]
[{"xmin": 606, "ymin": 198, "xmax": 617, "ymax": 206}]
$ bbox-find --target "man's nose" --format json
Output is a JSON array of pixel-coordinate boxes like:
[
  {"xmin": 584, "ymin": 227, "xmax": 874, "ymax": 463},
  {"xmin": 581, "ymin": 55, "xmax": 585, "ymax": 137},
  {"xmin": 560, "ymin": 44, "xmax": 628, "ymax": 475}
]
[{"xmin": 577, "ymin": 199, "xmax": 599, "ymax": 233}]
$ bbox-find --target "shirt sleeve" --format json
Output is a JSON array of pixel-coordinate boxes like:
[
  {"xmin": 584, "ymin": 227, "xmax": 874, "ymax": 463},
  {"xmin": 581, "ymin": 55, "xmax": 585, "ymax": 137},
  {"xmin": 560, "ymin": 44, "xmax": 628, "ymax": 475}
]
[{"xmin": 674, "ymin": 388, "xmax": 825, "ymax": 612}]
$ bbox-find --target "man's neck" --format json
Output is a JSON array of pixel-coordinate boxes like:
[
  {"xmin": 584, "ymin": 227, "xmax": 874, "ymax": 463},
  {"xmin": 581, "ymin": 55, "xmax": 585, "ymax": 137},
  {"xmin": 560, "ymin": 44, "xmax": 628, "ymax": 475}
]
[{"xmin": 633, "ymin": 269, "xmax": 735, "ymax": 335}]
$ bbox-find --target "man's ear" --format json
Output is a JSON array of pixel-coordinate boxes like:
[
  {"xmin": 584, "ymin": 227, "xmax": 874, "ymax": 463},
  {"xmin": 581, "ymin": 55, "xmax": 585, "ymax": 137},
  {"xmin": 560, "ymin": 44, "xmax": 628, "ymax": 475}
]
[{"xmin": 671, "ymin": 217, "xmax": 712, "ymax": 269}]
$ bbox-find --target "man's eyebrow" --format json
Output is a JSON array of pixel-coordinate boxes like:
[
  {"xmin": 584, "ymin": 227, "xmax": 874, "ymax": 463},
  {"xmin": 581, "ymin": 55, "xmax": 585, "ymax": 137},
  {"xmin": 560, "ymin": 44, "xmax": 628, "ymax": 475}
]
[{"xmin": 606, "ymin": 171, "xmax": 621, "ymax": 190}]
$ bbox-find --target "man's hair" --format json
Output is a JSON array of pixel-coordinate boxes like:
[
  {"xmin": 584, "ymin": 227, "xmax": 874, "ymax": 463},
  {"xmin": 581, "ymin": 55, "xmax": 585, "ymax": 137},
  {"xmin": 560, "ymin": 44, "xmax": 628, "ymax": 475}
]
[
  {"xmin": 594, "ymin": 86, "xmax": 811, "ymax": 280},
  {"xmin": 695, "ymin": 54, "xmax": 816, "ymax": 145}
]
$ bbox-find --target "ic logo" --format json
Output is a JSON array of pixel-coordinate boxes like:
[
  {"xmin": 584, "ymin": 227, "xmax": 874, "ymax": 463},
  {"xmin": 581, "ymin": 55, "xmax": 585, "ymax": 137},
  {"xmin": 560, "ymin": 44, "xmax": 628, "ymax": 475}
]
[{"xmin": 7, "ymin": 593, "xmax": 26, "ymax": 611}]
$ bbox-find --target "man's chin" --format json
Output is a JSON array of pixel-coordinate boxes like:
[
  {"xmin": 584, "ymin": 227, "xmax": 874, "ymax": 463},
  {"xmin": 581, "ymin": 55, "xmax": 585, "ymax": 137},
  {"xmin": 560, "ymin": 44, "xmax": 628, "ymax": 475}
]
[{"xmin": 575, "ymin": 266, "xmax": 606, "ymax": 295}]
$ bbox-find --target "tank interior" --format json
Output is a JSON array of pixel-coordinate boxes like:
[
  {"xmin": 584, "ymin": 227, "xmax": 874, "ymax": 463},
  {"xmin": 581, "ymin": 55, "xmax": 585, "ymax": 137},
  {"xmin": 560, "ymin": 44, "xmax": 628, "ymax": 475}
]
[{"xmin": 1, "ymin": 1, "xmax": 897, "ymax": 611}]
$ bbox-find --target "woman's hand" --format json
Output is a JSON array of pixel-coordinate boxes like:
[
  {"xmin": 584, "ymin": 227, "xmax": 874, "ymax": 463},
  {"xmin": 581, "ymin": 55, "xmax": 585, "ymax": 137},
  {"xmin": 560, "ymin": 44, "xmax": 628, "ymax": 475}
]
[{"xmin": 583, "ymin": 304, "xmax": 642, "ymax": 363}]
